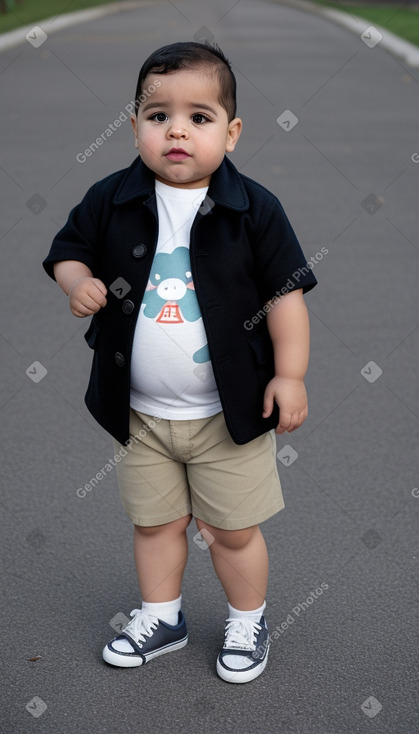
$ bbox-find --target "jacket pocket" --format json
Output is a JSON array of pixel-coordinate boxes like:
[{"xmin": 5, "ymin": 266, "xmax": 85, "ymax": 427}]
[
  {"xmin": 84, "ymin": 319, "xmax": 100, "ymax": 349},
  {"xmin": 248, "ymin": 331, "xmax": 272, "ymax": 366}
]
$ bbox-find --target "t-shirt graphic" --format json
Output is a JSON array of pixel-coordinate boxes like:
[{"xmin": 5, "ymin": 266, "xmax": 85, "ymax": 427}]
[
  {"xmin": 141, "ymin": 247, "xmax": 209, "ymax": 364},
  {"xmin": 130, "ymin": 180, "xmax": 221, "ymax": 420}
]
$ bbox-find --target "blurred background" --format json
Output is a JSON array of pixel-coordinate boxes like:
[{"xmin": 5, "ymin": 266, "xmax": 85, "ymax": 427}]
[{"xmin": 1, "ymin": 1, "xmax": 418, "ymax": 733}]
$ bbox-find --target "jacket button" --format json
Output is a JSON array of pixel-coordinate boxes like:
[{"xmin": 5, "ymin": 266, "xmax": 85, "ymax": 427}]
[
  {"xmin": 122, "ymin": 299, "xmax": 134, "ymax": 314},
  {"xmin": 115, "ymin": 352, "xmax": 125, "ymax": 367},
  {"xmin": 132, "ymin": 243, "xmax": 147, "ymax": 258}
]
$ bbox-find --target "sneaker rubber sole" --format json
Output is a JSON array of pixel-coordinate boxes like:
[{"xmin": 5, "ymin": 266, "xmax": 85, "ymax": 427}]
[
  {"xmin": 216, "ymin": 647, "xmax": 269, "ymax": 683},
  {"xmin": 103, "ymin": 635, "xmax": 188, "ymax": 668}
]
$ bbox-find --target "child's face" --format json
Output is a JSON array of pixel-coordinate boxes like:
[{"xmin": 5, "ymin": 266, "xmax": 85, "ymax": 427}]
[{"xmin": 131, "ymin": 68, "xmax": 242, "ymax": 188}]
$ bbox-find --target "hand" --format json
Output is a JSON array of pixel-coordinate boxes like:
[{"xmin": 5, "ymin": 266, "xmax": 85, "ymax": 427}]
[
  {"xmin": 262, "ymin": 376, "xmax": 308, "ymax": 434},
  {"xmin": 68, "ymin": 276, "xmax": 107, "ymax": 317}
]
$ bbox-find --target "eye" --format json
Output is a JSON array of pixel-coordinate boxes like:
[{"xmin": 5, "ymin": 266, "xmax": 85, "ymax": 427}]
[
  {"xmin": 150, "ymin": 112, "xmax": 168, "ymax": 123},
  {"xmin": 192, "ymin": 113, "xmax": 209, "ymax": 124},
  {"xmin": 154, "ymin": 274, "xmax": 161, "ymax": 281},
  {"xmin": 185, "ymin": 271, "xmax": 192, "ymax": 278}
]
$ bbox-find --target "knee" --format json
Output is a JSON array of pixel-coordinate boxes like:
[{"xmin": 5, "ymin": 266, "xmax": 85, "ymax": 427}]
[{"xmin": 196, "ymin": 519, "xmax": 258, "ymax": 551}]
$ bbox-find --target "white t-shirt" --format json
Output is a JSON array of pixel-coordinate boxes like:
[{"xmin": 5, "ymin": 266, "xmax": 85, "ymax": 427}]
[{"xmin": 130, "ymin": 180, "xmax": 222, "ymax": 420}]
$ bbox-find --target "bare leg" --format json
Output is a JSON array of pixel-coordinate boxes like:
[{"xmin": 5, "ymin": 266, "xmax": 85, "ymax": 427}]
[
  {"xmin": 134, "ymin": 514, "xmax": 192, "ymax": 602},
  {"xmin": 195, "ymin": 520, "xmax": 268, "ymax": 610}
]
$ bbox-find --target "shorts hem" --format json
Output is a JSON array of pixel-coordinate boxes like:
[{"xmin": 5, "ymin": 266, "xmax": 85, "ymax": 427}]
[
  {"xmin": 192, "ymin": 501, "xmax": 285, "ymax": 531},
  {"xmin": 122, "ymin": 506, "xmax": 192, "ymax": 527}
]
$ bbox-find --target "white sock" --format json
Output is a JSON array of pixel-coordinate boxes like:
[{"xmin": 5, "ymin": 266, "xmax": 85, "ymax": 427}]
[
  {"xmin": 228, "ymin": 600, "xmax": 266, "ymax": 623},
  {"xmin": 142, "ymin": 595, "xmax": 182, "ymax": 626}
]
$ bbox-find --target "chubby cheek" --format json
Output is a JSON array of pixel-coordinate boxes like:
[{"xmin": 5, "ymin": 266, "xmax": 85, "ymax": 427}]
[
  {"xmin": 137, "ymin": 129, "xmax": 163, "ymax": 160},
  {"xmin": 200, "ymin": 143, "xmax": 226, "ymax": 168}
]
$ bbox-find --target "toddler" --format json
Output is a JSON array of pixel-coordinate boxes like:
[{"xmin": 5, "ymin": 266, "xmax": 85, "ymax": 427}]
[{"xmin": 43, "ymin": 41, "xmax": 317, "ymax": 683}]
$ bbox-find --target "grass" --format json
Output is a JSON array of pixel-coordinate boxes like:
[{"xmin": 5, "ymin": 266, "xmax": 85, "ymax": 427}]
[
  {"xmin": 309, "ymin": 2, "xmax": 419, "ymax": 46},
  {"xmin": 1, "ymin": 0, "xmax": 418, "ymax": 47},
  {"xmin": 0, "ymin": 0, "xmax": 122, "ymax": 33}
]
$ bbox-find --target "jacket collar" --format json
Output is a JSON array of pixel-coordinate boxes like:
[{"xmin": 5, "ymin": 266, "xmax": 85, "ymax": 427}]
[{"xmin": 113, "ymin": 155, "xmax": 249, "ymax": 211}]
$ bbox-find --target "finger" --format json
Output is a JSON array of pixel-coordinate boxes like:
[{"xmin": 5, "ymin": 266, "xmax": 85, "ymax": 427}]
[
  {"xmin": 71, "ymin": 306, "xmax": 92, "ymax": 318},
  {"xmin": 287, "ymin": 408, "xmax": 308, "ymax": 432},
  {"xmin": 91, "ymin": 279, "xmax": 108, "ymax": 300},
  {"xmin": 72, "ymin": 300, "xmax": 97, "ymax": 316},
  {"xmin": 91, "ymin": 293, "xmax": 107, "ymax": 308},
  {"xmin": 285, "ymin": 412, "xmax": 299, "ymax": 432},
  {"xmin": 276, "ymin": 410, "xmax": 293, "ymax": 434},
  {"xmin": 72, "ymin": 295, "xmax": 100, "ymax": 315},
  {"xmin": 88, "ymin": 286, "xmax": 107, "ymax": 308},
  {"xmin": 262, "ymin": 390, "xmax": 274, "ymax": 418},
  {"xmin": 92, "ymin": 279, "xmax": 107, "ymax": 296},
  {"xmin": 82, "ymin": 290, "xmax": 105, "ymax": 310}
]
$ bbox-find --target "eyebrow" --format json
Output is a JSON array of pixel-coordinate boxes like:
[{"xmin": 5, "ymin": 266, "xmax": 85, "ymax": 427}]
[{"xmin": 141, "ymin": 101, "xmax": 218, "ymax": 115}]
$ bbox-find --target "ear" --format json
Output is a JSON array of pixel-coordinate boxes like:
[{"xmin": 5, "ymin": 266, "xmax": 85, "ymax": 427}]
[
  {"xmin": 130, "ymin": 114, "xmax": 139, "ymax": 149},
  {"xmin": 225, "ymin": 117, "xmax": 242, "ymax": 153}
]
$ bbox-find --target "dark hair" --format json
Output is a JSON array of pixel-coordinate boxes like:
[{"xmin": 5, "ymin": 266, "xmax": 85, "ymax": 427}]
[{"xmin": 134, "ymin": 41, "xmax": 237, "ymax": 121}]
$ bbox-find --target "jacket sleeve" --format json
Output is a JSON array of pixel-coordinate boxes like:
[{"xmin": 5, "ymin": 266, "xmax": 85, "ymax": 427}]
[
  {"xmin": 42, "ymin": 183, "xmax": 101, "ymax": 281},
  {"xmin": 252, "ymin": 194, "xmax": 317, "ymax": 303}
]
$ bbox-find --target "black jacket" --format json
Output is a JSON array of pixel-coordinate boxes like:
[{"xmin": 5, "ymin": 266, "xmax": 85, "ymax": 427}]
[{"xmin": 43, "ymin": 155, "xmax": 317, "ymax": 445}]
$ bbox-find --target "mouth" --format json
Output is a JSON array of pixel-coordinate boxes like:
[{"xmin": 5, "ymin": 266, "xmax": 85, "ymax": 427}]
[{"xmin": 165, "ymin": 148, "xmax": 191, "ymax": 161}]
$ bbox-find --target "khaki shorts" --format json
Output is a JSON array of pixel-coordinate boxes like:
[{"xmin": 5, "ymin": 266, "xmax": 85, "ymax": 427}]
[{"xmin": 113, "ymin": 409, "xmax": 284, "ymax": 530}]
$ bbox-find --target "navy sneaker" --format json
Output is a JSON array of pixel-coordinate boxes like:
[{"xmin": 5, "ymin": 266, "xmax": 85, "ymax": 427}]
[
  {"xmin": 103, "ymin": 608, "xmax": 188, "ymax": 667},
  {"xmin": 216, "ymin": 615, "xmax": 270, "ymax": 683}
]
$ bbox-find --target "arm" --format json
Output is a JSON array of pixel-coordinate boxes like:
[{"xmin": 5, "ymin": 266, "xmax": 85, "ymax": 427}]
[
  {"xmin": 262, "ymin": 288, "xmax": 310, "ymax": 434},
  {"xmin": 53, "ymin": 260, "xmax": 107, "ymax": 318}
]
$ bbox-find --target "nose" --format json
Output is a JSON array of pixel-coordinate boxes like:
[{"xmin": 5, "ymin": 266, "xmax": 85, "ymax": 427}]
[{"xmin": 168, "ymin": 121, "xmax": 189, "ymax": 139}]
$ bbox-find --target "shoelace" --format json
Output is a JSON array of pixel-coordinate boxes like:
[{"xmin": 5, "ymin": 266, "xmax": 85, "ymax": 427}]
[
  {"xmin": 223, "ymin": 617, "xmax": 262, "ymax": 651},
  {"xmin": 123, "ymin": 608, "xmax": 159, "ymax": 647}
]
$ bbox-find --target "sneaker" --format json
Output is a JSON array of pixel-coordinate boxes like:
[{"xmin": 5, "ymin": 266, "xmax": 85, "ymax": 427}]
[
  {"xmin": 102, "ymin": 608, "xmax": 188, "ymax": 667},
  {"xmin": 216, "ymin": 615, "xmax": 269, "ymax": 683}
]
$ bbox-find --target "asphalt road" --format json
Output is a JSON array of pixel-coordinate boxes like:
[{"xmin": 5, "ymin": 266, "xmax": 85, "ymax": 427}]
[{"xmin": 1, "ymin": 1, "xmax": 418, "ymax": 732}]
